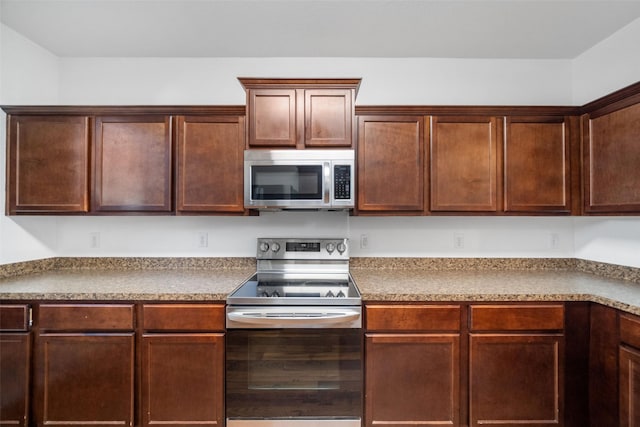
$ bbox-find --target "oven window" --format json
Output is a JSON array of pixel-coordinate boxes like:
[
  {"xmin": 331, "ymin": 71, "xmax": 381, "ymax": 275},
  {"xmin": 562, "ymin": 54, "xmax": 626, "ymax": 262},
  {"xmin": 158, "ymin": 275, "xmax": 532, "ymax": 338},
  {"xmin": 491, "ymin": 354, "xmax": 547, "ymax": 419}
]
[
  {"xmin": 251, "ymin": 165, "xmax": 323, "ymax": 200},
  {"xmin": 226, "ymin": 329, "xmax": 362, "ymax": 418}
]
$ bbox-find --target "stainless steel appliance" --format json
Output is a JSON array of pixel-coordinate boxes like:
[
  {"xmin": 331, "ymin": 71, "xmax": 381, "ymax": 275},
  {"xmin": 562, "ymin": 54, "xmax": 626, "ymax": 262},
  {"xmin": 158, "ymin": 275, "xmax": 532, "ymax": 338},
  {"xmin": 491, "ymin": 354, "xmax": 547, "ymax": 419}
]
[
  {"xmin": 243, "ymin": 150, "xmax": 355, "ymax": 210},
  {"xmin": 226, "ymin": 238, "xmax": 362, "ymax": 427}
]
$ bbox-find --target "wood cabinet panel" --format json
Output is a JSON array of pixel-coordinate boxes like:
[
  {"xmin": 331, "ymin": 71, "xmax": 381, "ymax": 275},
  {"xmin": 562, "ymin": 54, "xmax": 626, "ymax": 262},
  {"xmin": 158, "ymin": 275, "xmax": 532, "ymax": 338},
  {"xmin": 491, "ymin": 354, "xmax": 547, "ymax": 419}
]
[
  {"xmin": 38, "ymin": 304, "xmax": 134, "ymax": 331},
  {"xmin": 176, "ymin": 115, "xmax": 245, "ymax": 213},
  {"xmin": 141, "ymin": 333, "xmax": 224, "ymax": 427},
  {"xmin": 505, "ymin": 116, "xmax": 571, "ymax": 213},
  {"xmin": 94, "ymin": 115, "xmax": 172, "ymax": 212},
  {"xmin": 366, "ymin": 304, "xmax": 460, "ymax": 332},
  {"xmin": 34, "ymin": 333, "xmax": 135, "ymax": 426},
  {"xmin": 470, "ymin": 304, "xmax": 564, "ymax": 331},
  {"xmin": 622, "ymin": 314, "xmax": 640, "ymax": 350},
  {"xmin": 469, "ymin": 333, "xmax": 563, "ymax": 426},
  {"xmin": 0, "ymin": 304, "xmax": 30, "ymax": 331},
  {"xmin": 365, "ymin": 333, "xmax": 460, "ymax": 426},
  {"xmin": 0, "ymin": 333, "xmax": 30, "ymax": 427},
  {"xmin": 357, "ymin": 115, "xmax": 425, "ymax": 212},
  {"xmin": 142, "ymin": 304, "xmax": 225, "ymax": 331},
  {"xmin": 585, "ymin": 102, "xmax": 640, "ymax": 213},
  {"xmin": 590, "ymin": 303, "xmax": 620, "ymax": 427},
  {"xmin": 6, "ymin": 115, "xmax": 89, "ymax": 214},
  {"xmin": 621, "ymin": 345, "xmax": 640, "ymax": 427},
  {"xmin": 431, "ymin": 116, "xmax": 500, "ymax": 212},
  {"xmin": 247, "ymin": 89, "xmax": 297, "ymax": 147},
  {"xmin": 305, "ymin": 89, "xmax": 352, "ymax": 147}
]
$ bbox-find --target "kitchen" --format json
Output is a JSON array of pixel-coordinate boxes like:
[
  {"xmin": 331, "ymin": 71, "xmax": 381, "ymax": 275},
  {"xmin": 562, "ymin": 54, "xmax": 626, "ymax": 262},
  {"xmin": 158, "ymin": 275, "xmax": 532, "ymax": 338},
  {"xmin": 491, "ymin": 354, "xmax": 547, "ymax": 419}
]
[{"xmin": 2, "ymin": 1, "xmax": 640, "ymax": 426}]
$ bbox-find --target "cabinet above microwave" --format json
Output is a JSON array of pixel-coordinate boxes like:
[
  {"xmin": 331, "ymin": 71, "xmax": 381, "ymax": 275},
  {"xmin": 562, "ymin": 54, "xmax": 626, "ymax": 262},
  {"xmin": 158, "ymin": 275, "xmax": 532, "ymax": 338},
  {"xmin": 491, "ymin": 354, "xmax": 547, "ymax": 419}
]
[{"xmin": 238, "ymin": 78, "xmax": 361, "ymax": 149}]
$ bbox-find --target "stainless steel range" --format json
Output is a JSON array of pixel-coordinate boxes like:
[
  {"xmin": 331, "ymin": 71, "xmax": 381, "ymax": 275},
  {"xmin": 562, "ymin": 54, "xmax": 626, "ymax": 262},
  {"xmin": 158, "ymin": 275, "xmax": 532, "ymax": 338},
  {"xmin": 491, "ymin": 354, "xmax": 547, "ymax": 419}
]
[{"xmin": 225, "ymin": 238, "xmax": 362, "ymax": 427}]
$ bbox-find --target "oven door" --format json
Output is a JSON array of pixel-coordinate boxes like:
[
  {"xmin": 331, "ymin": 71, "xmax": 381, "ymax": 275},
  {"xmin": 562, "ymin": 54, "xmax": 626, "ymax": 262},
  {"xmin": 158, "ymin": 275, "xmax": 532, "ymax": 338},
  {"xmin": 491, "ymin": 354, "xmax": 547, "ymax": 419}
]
[{"xmin": 226, "ymin": 328, "xmax": 362, "ymax": 426}]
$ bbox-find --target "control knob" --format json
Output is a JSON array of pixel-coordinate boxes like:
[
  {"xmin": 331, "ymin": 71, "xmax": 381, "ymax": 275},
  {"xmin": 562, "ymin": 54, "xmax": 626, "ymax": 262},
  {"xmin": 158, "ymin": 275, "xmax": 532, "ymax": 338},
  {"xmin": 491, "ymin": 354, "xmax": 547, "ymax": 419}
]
[
  {"xmin": 271, "ymin": 242, "xmax": 281, "ymax": 252},
  {"xmin": 259, "ymin": 242, "xmax": 270, "ymax": 252},
  {"xmin": 337, "ymin": 242, "xmax": 347, "ymax": 254},
  {"xmin": 326, "ymin": 243, "xmax": 336, "ymax": 254}
]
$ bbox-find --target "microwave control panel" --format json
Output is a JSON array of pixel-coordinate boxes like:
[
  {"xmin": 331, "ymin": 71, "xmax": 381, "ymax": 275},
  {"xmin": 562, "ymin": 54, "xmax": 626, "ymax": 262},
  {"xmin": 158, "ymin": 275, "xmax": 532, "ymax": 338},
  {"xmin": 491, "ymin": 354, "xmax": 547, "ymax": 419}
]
[{"xmin": 334, "ymin": 165, "xmax": 351, "ymax": 200}]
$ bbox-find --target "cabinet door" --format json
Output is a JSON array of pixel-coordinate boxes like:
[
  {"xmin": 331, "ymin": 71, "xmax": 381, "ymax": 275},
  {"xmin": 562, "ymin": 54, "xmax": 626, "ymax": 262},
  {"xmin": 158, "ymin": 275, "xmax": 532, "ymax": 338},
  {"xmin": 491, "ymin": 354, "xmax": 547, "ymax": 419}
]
[
  {"xmin": 585, "ymin": 102, "xmax": 640, "ymax": 213},
  {"xmin": 505, "ymin": 116, "xmax": 571, "ymax": 213},
  {"xmin": 305, "ymin": 89, "xmax": 353, "ymax": 147},
  {"xmin": 94, "ymin": 115, "xmax": 172, "ymax": 212},
  {"xmin": 176, "ymin": 115, "xmax": 245, "ymax": 213},
  {"xmin": 365, "ymin": 334, "xmax": 460, "ymax": 426},
  {"xmin": 141, "ymin": 334, "xmax": 225, "ymax": 427},
  {"xmin": 6, "ymin": 115, "xmax": 89, "ymax": 214},
  {"xmin": 431, "ymin": 116, "xmax": 500, "ymax": 212},
  {"xmin": 357, "ymin": 116, "xmax": 425, "ymax": 212},
  {"xmin": 247, "ymin": 89, "xmax": 297, "ymax": 147},
  {"xmin": 621, "ymin": 345, "xmax": 640, "ymax": 427},
  {"xmin": 0, "ymin": 333, "xmax": 30, "ymax": 427},
  {"xmin": 469, "ymin": 334, "xmax": 563, "ymax": 426},
  {"xmin": 34, "ymin": 333, "xmax": 135, "ymax": 427}
]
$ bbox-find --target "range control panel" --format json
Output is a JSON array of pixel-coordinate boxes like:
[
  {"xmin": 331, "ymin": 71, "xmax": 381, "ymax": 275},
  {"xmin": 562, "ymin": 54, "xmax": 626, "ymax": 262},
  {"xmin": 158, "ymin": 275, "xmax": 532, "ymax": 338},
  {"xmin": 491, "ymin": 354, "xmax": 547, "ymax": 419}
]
[{"xmin": 256, "ymin": 238, "xmax": 349, "ymax": 260}]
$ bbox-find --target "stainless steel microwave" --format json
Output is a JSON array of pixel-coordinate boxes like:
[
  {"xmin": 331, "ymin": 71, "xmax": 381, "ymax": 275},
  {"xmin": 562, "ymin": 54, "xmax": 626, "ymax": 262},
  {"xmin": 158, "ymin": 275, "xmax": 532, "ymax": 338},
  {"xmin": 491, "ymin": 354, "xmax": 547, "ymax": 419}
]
[{"xmin": 244, "ymin": 149, "xmax": 355, "ymax": 210}]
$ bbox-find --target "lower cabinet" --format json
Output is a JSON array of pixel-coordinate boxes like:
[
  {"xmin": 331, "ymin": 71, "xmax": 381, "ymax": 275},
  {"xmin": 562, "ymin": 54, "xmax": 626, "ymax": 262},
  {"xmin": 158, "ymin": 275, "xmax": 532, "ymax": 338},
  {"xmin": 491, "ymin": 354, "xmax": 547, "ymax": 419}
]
[
  {"xmin": 365, "ymin": 304, "xmax": 462, "ymax": 426},
  {"xmin": 469, "ymin": 304, "xmax": 565, "ymax": 426},
  {"xmin": 619, "ymin": 313, "xmax": 640, "ymax": 427},
  {"xmin": 34, "ymin": 304, "xmax": 135, "ymax": 426},
  {"xmin": 140, "ymin": 304, "xmax": 225, "ymax": 427},
  {"xmin": 0, "ymin": 304, "xmax": 31, "ymax": 427}
]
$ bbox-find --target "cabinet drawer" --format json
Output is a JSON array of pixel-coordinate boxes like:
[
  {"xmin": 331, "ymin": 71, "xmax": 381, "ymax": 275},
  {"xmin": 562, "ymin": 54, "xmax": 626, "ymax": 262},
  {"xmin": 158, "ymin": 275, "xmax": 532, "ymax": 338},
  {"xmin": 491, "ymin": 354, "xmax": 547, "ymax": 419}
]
[
  {"xmin": 366, "ymin": 304, "xmax": 461, "ymax": 332},
  {"xmin": 39, "ymin": 304, "xmax": 135, "ymax": 331},
  {"xmin": 142, "ymin": 304, "xmax": 225, "ymax": 331},
  {"xmin": 470, "ymin": 304, "xmax": 564, "ymax": 331},
  {"xmin": 0, "ymin": 304, "xmax": 30, "ymax": 331},
  {"xmin": 620, "ymin": 314, "xmax": 640, "ymax": 349}
]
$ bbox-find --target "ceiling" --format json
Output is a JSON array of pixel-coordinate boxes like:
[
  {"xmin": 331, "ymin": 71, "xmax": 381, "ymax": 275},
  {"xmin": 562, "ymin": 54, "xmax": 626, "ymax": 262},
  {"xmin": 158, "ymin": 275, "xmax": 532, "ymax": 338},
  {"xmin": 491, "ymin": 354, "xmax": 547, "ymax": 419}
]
[{"xmin": 2, "ymin": 0, "xmax": 640, "ymax": 59}]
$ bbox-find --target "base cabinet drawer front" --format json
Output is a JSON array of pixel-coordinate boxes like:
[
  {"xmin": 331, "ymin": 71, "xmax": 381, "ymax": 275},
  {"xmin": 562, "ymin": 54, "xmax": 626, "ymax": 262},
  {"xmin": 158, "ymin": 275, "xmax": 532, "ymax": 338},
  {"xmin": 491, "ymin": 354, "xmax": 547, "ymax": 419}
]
[
  {"xmin": 470, "ymin": 333, "xmax": 563, "ymax": 426},
  {"xmin": 39, "ymin": 303, "xmax": 135, "ymax": 331},
  {"xmin": 0, "ymin": 304, "xmax": 30, "ymax": 331},
  {"xmin": 365, "ymin": 334, "xmax": 461, "ymax": 427},
  {"xmin": 34, "ymin": 333, "xmax": 135, "ymax": 427},
  {"xmin": 0, "ymin": 333, "xmax": 30, "ymax": 427},
  {"xmin": 366, "ymin": 304, "xmax": 461, "ymax": 332},
  {"xmin": 470, "ymin": 304, "xmax": 565, "ymax": 331},
  {"xmin": 141, "ymin": 334, "xmax": 225, "ymax": 427},
  {"xmin": 142, "ymin": 304, "xmax": 225, "ymax": 331}
]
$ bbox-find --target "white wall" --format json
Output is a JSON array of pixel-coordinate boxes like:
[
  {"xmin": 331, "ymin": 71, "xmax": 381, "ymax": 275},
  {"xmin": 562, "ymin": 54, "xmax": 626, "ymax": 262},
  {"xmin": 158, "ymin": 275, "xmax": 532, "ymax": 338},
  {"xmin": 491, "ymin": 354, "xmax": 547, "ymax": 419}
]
[
  {"xmin": 1, "ymin": 20, "xmax": 640, "ymax": 267},
  {"xmin": 572, "ymin": 16, "xmax": 640, "ymax": 105},
  {"xmin": 0, "ymin": 24, "xmax": 59, "ymax": 264}
]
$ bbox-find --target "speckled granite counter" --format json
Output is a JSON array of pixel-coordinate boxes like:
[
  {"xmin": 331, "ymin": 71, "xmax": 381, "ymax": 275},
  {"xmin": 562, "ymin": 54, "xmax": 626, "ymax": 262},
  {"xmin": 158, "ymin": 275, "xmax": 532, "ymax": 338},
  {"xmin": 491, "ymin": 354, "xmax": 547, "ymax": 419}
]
[{"xmin": 2, "ymin": 257, "xmax": 640, "ymax": 315}]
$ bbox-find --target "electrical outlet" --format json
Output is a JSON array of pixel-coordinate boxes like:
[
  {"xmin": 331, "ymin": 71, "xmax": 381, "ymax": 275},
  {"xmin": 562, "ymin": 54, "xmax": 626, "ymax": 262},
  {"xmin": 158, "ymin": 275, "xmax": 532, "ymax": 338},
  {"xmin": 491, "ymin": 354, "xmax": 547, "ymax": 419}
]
[
  {"xmin": 453, "ymin": 233, "xmax": 464, "ymax": 249},
  {"xmin": 550, "ymin": 233, "xmax": 560, "ymax": 249},
  {"xmin": 89, "ymin": 232, "xmax": 100, "ymax": 249},
  {"xmin": 198, "ymin": 232, "xmax": 209, "ymax": 248},
  {"xmin": 360, "ymin": 234, "xmax": 369, "ymax": 249}
]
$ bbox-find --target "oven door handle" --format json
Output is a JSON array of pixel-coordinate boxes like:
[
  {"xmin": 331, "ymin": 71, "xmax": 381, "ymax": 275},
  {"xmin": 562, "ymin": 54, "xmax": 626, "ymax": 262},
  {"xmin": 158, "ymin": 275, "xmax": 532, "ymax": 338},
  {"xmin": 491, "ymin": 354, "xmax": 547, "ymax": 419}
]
[{"xmin": 227, "ymin": 310, "xmax": 361, "ymax": 328}]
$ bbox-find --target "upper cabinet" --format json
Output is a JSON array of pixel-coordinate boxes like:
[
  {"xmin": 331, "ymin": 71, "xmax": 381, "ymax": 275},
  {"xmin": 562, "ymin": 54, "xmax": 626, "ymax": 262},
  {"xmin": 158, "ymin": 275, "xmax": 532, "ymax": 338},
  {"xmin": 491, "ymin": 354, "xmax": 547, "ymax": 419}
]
[
  {"xmin": 176, "ymin": 115, "xmax": 245, "ymax": 213},
  {"xmin": 504, "ymin": 116, "xmax": 574, "ymax": 214},
  {"xmin": 93, "ymin": 115, "xmax": 173, "ymax": 213},
  {"xmin": 430, "ymin": 116, "xmax": 501, "ymax": 212},
  {"xmin": 6, "ymin": 115, "xmax": 90, "ymax": 214},
  {"xmin": 583, "ymin": 100, "xmax": 640, "ymax": 214},
  {"xmin": 239, "ymin": 78, "xmax": 360, "ymax": 149},
  {"xmin": 357, "ymin": 115, "xmax": 426, "ymax": 213}
]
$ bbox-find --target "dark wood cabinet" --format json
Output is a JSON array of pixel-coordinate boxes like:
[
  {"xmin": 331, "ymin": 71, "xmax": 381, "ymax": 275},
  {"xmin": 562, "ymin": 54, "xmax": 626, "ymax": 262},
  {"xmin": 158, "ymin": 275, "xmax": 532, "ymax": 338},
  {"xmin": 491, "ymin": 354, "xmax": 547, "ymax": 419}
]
[
  {"xmin": 584, "ymin": 102, "xmax": 640, "ymax": 213},
  {"xmin": 469, "ymin": 304, "xmax": 564, "ymax": 426},
  {"xmin": 6, "ymin": 115, "xmax": 90, "ymax": 214},
  {"xmin": 619, "ymin": 314, "xmax": 640, "ymax": 427},
  {"xmin": 357, "ymin": 116, "xmax": 426, "ymax": 213},
  {"xmin": 430, "ymin": 116, "xmax": 501, "ymax": 212},
  {"xmin": 94, "ymin": 115, "xmax": 173, "ymax": 212},
  {"xmin": 176, "ymin": 115, "xmax": 245, "ymax": 213},
  {"xmin": 365, "ymin": 304, "xmax": 462, "ymax": 426},
  {"xmin": 34, "ymin": 304, "xmax": 135, "ymax": 427},
  {"xmin": 140, "ymin": 304, "xmax": 225, "ymax": 427},
  {"xmin": 0, "ymin": 304, "xmax": 31, "ymax": 427},
  {"xmin": 239, "ymin": 78, "xmax": 359, "ymax": 148},
  {"xmin": 504, "ymin": 116, "xmax": 572, "ymax": 213}
]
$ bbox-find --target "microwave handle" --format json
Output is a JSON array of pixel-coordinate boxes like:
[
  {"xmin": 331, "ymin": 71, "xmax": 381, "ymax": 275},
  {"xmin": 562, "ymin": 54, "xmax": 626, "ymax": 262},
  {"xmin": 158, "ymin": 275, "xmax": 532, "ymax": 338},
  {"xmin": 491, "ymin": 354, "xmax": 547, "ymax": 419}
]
[{"xmin": 324, "ymin": 162, "xmax": 331, "ymax": 203}]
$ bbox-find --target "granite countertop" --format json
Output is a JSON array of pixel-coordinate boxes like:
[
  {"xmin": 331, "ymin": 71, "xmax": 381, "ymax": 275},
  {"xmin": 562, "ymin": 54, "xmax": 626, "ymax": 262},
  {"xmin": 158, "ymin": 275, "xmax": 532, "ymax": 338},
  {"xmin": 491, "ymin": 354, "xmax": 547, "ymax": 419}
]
[{"xmin": 2, "ymin": 257, "xmax": 640, "ymax": 316}]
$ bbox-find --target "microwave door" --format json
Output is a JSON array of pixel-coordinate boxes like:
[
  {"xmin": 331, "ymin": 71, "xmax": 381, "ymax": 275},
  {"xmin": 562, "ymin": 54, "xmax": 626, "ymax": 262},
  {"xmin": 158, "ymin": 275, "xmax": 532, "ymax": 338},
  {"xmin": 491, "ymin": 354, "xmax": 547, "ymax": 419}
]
[{"xmin": 248, "ymin": 164, "xmax": 327, "ymax": 208}]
